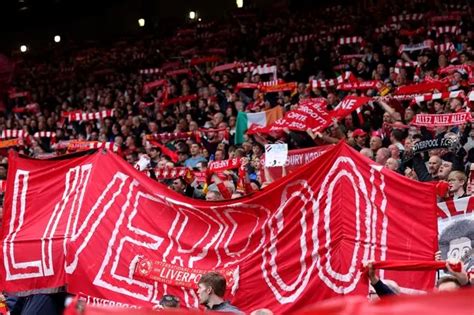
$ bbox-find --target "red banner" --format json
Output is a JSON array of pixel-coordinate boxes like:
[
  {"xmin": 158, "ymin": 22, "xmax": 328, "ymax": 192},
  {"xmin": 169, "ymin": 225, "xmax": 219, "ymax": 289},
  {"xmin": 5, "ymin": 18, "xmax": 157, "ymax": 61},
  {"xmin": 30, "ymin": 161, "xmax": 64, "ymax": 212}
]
[
  {"xmin": 411, "ymin": 113, "xmax": 472, "ymax": 127},
  {"xmin": 0, "ymin": 143, "xmax": 438, "ymax": 313},
  {"xmin": 261, "ymin": 145, "xmax": 333, "ymax": 181},
  {"xmin": 332, "ymin": 95, "xmax": 372, "ymax": 118}
]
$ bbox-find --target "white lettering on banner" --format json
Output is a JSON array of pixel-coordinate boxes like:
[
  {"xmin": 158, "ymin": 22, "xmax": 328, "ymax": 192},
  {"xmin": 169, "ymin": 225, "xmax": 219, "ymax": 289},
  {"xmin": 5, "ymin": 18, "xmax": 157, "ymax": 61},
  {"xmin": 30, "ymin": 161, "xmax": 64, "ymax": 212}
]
[
  {"xmin": 287, "ymin": 112, "xmax": 308, "ymax": 122},
  {"xmin": 43, "ymin": 165, "xmax": 92, "ymax": 276},
  {"xmin": 260, "ymin": 156, "xmax": 388, "ymax": 303},
  {"xmin": 94, "ymin": 189, "xmax": 164, "ymax": 302},
  {"xmin": 304, "ymin": 152, "xmax": 324, "ymax": 164},
  {"xmin": 338, "ymin": 99, "xmax": 357, "ymax": 110},
  {"xmin": 287, "ymin": 154, "xmax": 303, "ymax": 166},
  {"xmin": 3, "ymin": 170, "xmax": 44, "ymax": 280},
  {"xmin": 80, "ymin": 294, "xmax": 141, "ymax": 309},
  {"xmin": 262, "ymin": 180, "xmax": 317, "ymax": 304},
  {"xmin": 4, "ymin": 156, "xmax": 388, "ymax": 306},
  {"xmin": 315, "ymin": 157, "xmax": 387, "ymax": 294}
]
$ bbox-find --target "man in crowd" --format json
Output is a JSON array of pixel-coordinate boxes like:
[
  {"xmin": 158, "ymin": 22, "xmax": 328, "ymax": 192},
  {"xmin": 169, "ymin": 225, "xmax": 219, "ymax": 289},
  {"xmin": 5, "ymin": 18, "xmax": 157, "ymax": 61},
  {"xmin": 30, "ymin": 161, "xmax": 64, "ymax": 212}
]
[
  {"xmin": 447, "ymin": 171, "xmax": 468, "ymax": 199},
  {"xmin": 197, "ymin": 272, "xmax": 242, "ymax": 313}
]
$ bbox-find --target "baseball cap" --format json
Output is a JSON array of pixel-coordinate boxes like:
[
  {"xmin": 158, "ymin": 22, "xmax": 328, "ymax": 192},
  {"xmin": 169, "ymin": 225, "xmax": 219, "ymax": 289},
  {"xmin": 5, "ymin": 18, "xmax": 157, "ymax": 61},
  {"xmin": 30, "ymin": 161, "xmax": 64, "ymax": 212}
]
[{"xmin": 352, "ymin": 129, "xmax": 367, "ymax": 137}]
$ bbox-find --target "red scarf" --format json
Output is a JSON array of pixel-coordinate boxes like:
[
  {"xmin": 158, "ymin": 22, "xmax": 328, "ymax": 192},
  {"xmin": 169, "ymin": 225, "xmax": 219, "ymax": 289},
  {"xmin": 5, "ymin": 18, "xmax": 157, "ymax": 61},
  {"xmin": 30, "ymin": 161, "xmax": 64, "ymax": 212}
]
[
  {"xmin": 189, "ymin": 56, "xmax": 221, "ymax": 66},
  {"xmin": 162, "ymin": 94, "xmax": 198, "ymax": 107},
  {"xmin": 394, "ymin": 81, "xmax": 448, "ymax": 95},
  {"xmin": 208, "ymin": 158, "xmax": 241, "ymax": 173},
  {"xmin": 410, "ymin": 112, "xmax": 471, "ymax": 127},
  {"xmin": 337, "ymin": 80, "xmax": 382, "ymax": 91}
]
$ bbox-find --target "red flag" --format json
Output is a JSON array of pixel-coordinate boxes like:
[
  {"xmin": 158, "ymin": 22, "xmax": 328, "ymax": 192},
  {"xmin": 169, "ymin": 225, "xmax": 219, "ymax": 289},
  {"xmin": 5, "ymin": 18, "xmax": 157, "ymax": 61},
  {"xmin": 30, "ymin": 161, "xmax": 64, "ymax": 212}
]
[{"xmin": 0, "ymin": 143, "xmax": 438, "ymax": 313}]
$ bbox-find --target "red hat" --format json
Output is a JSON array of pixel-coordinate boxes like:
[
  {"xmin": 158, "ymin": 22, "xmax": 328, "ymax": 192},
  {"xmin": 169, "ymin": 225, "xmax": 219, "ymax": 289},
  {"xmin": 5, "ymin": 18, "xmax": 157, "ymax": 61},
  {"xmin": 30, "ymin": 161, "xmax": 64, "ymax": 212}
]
[{"xmin": 352, "ymin": 129, "xmax": 367, "ymax": 137}]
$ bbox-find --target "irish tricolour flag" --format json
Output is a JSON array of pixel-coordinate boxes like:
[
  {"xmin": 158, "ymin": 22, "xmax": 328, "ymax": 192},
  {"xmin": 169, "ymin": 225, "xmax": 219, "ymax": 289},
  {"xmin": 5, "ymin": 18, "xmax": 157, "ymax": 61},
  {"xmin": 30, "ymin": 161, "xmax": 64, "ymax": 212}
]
[{"xmin": 235, "ymin": 106, "xmax": 283, "ymax": 144}]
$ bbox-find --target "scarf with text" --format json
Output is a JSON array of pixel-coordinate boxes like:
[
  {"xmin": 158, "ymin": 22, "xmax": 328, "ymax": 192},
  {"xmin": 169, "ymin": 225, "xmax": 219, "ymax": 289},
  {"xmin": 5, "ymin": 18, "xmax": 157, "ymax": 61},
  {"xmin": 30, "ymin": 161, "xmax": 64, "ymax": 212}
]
[
  {"xmin": 398, "ymin": 40, "xmax": 434, "ymax": 55},
  {"xmin": 336, "ymin": 80, "xmax": 382, "ymax": 91},
  {"xmin": 410, "ymin": 113, "xmax": 471, "ymax": 127},
  {"xmin": 208, "ymin": 158, "xmax": 242, "ymax": 173},
  {"xmin": 67, "ymin": 141, "xmax": 119, "ymax": 153}
]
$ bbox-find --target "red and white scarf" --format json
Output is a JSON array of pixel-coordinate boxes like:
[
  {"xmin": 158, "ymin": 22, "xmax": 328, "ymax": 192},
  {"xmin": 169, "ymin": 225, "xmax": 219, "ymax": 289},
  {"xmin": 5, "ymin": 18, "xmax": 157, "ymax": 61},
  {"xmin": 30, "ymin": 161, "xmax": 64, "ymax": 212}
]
[
  {"xmin": 411, "ymin": 112, "xmax": 472, "ymax": 127},
  {"xmin": 434, "ymin": 42, "xmax": 456, "ymax": 54},
  {"xmin": 374, "ymin": 23, "xmax": 401, "ymax": 34},
  {"xmin": 0, "ymin": 130, "xmax": 28, "ymax": 139},
  {"xmin": 311, "ymin": 71, "xmax": 357, "ymax": 89},
  {"xmin": 414, "ymin": 91, "xmax": 465, "ymax": 104},
  {"xmin": 336, "ymin": 80, "xmax": 382, "ymax": 91},
  {"xmin": 398, "ymin": 40, "xmax": 434, "ymax": 55},
  {"xmin": 395, "ymin": 61, "xmax": 419, "ymax": 68},
  {"xmin": 62, "ymin": 109, "xmax": 115, "ymax": 122},
  {"xmin": 251, "ymin": 64, "xmax": 278, "ymax": 80},
  {"xmin": 33, "ymin": 131, "xmax": 56, "ymax": 139},
  {"xmin": 289, "ymin": 34, "xmax": 318, "ymax": 44},
  {"xmin": 389, "ymin": 13, "xmax": 424, "ymax": 23},
  {"xmin": 232, "ymin": 62, "xmax": 257, "ymax": 74},
  {"xmin": 337, "ymin": 36, "xmax": 364, "ymax": 46},
  {"xmin": 67, "ymin": 141, "xmax": 119, "ymax": 152},
  {"xmin": 153, "ymin": 167, "xmax": 192, "ymax": 180},
  {"xmin": 431, "ymin": 25, "xmax": 461, "ymax": 36},
  {"xmin": 330, "ymin": 25, "xmax": 351, "ymax": 33},
  {"xmin": 139, "ymin": 68, "xmax": 162, "ymax": 75}
]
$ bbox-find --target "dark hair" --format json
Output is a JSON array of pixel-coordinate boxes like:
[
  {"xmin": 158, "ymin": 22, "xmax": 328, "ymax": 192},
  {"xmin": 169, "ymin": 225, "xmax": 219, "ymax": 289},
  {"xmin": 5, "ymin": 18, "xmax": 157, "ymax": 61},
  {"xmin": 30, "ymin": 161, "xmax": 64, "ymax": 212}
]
[
  {"xmin": 198, "ymin": 272, "xmax": 226, "ymax": 297},
  {"xmin": 391, "ymin": 129, "xmax": 405, "ymax": 142}
]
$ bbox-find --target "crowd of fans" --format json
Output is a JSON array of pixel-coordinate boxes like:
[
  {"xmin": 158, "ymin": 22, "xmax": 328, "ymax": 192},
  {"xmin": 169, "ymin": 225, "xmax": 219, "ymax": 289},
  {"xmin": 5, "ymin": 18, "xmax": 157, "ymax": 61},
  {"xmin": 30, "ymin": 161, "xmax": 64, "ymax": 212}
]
[
  {"xmin": 0, "ymin": 0, "xmax": 473, "ymax": 313},
  {"xmin": 1, "ymin": 0, "xmax": 473, "ymax": 203}
]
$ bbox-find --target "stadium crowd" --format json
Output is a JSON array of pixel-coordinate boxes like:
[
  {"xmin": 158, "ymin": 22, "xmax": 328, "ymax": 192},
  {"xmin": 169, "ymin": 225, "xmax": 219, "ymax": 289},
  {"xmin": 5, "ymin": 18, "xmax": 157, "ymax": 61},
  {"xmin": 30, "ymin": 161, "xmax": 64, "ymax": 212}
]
[
  {"xmin": 1, "ymin": 0, "xmax": 473, "ymax": 203},
  {"xmin": 0, "ymin": 0, "xmax": 473, "ymax": 313}
]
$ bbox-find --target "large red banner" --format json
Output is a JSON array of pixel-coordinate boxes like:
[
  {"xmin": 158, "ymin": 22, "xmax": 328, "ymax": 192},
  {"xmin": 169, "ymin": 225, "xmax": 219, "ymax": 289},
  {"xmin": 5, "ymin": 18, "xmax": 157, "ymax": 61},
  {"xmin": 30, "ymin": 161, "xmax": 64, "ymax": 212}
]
[{"xmin": 0, "ymin": 143, "xmax": 438, "ymax": 313}]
